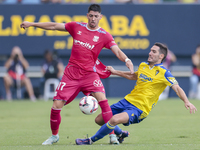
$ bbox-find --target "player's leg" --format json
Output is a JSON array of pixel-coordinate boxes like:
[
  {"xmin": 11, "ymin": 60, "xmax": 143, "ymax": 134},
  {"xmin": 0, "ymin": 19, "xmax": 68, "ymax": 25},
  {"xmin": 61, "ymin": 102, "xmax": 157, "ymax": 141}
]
[
  {"xmin": 50, "ymin": 100, "xmax": 65, "ymax": 135},
  {"xmin": 113, "ymin": 100, "xmax": 146, "ymax": 143},
  {"xmin": 92, "ymin": 92, "xmax": 119, "ymax": 144},
  {"xmin": 75, "ymin": 112, "xmax": 129, "ymax": 145},
  {"xmin": 81, "ymin": 72, "xmax": 112, "ymax": 124},
  {"xmin": 42, "ymin": 100, "xmax": 65, "ymax": 145},
  {"xmin": 95, "ymin": 111, "xmax": 123, "ymax": 144},
  {"xmin": 95, "ymin": 111, "xmax": 130, "ymax": 144},
  {"xmin": 109, "ymin": 112, "xmax": 130, "ymax": 143},
  {"xmin": 81, "ymin": 73, "xmax": 118, "ymax": 144},
  {"xmin": 95, "ymin": 109, "xmax": 129, "ymax": 143},
  {"xmin": 94, "ymin": 98, "xmax": 145, "ymax": 144},
  {"xmin": 81, "ymin": 73, "xmax": 115, "ymax": 130},
  {"xmin": 94, "ymin": 98, "xmax": 130, "ymax": 144},
  {"xmin": 42, "ymin": 73, "xmax": 81, "ymax": 145},
  {"xmin": 95, "ymin": 113, "xmax": 104, "ymax": 126},
  {"xmin": 92, "ymin": 92, "xmax": 113, "ymax": 124}
]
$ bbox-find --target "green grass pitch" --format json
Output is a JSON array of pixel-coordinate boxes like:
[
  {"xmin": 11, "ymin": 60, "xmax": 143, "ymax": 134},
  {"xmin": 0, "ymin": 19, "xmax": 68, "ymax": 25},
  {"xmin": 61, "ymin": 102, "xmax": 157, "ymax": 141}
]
[{"xmin": 0, "ymin": 98, "xmax": 200, "ymax": 150}]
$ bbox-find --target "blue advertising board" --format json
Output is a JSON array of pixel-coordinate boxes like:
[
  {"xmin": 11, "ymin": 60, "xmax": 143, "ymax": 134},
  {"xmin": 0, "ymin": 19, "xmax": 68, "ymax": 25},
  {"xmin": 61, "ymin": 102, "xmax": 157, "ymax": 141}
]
[{"xmin": 0, "ymin": 4, "xmax": 200, "ymax": 57}]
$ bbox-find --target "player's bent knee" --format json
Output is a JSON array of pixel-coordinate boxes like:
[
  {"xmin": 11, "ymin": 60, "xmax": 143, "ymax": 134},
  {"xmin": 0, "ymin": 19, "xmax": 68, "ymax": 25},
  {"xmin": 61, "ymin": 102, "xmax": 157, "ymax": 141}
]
[
  {"xmin": 109, "ymin": 117, "xmax": 120, "ymax": 126},
  {"xmin": 52, "ymin": 100, "xmax": 65, "ymax": 109},
  {"xmin": 110, "ymin": 112, "xmax": 129, "ymax": 125}
]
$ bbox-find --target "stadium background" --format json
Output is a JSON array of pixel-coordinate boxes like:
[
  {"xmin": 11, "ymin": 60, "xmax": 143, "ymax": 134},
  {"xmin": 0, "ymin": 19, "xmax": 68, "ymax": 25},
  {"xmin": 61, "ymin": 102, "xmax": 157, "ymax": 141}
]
[{"xmin": 0, "ymin": 3, "xmax": 199, "ymax": 99}]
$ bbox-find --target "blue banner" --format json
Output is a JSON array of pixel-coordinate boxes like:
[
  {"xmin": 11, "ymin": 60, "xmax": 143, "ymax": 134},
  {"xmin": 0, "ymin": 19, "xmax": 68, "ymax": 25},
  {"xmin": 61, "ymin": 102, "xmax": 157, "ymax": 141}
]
[{"xmin": 0, "ymin": 4, "xmax": 200, "ymax": 56}]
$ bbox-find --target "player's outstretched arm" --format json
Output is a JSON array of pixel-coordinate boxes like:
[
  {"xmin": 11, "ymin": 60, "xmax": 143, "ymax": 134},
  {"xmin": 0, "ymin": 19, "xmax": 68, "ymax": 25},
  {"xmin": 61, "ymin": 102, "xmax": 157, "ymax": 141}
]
[
  {"xmin": 110, "ymin": 45, "xmax": 134, "ymax": 74},
  {"xmin": 171, "ymin": 84, "xmax": 197, "ymax": 114},
  {"xmin": 107, "ymin": 66, "xmax": 137, "ymax": 80},
  {"xmin": 20, "ymin": 21, "xmax": 66, "ymax": 31}
]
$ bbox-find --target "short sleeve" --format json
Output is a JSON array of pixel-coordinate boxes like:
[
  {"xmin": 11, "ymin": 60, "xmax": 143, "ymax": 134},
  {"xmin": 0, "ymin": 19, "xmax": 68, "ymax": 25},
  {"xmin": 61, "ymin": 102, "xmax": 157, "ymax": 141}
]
[
  {"xmin": 65, "ymin": 22, "xmax": 76, "ymax": 35},
  {"xmin": 164, "ymin": 70, "xmax": 178, "ymax": 86},
  {"xmin": 104, "ymin": 32, "xmax": 117, "ymax": 49}
]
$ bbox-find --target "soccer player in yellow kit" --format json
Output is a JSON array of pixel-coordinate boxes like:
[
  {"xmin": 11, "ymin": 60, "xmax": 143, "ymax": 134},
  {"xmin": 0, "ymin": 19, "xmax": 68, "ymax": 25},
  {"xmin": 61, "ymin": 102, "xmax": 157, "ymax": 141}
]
[{"xmin": 75, "ymin": 42, "xmax": 197, "ymax": 145}]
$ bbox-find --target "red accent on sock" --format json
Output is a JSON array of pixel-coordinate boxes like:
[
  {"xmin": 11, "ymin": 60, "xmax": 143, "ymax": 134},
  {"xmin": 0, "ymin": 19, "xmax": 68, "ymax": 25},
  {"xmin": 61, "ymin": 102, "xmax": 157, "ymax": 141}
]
[
  {"xmin": 109, "ymin": 130, "xmax": 115, "ymax": 135},
  {"xmin": 50, "ymin": 108, "xmax": 61, "ymax": 135},
  {"xmin": 98, "ymin": 99, "xmax": 113, "ymax": 123}
]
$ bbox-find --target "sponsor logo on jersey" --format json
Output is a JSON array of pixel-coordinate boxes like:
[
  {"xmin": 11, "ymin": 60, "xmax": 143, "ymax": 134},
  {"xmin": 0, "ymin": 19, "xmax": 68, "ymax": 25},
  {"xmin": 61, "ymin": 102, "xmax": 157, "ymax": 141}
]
[
  {"xmin": 74, "ymin": 39, "xmax": 95, "ymax": 50},
  {"xmin": 93, "ymin": 36, "xmax": 99, "ymax": 42},
  {"xmin": 167, "ymin": 77, "xmax": 178, "ymax": 84},
  {"xmin": 93, "ymin": 79, "xmax": 103, "ymax": 87},
  {"xmin": 139, "ymin": 73, "xmax": 153, "ymax": 82},
  {"xmin": 96, "ymin": 59, "xmax": 100, "ymax": 65},
  {"xmin": 152, "ymin": 103, "xmax": 156, "ymax": 108},
  {"xmin": 155, "ymin": 70, "xmax": 159, "ymax": 76},
  {"xmin": 77, "ymin": 31, "xmax": 82, "ymax": 35}
]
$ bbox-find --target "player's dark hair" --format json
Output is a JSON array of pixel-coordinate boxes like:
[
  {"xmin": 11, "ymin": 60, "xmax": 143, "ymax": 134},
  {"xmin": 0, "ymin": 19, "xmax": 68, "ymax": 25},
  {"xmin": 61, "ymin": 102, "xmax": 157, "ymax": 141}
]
[
  {"xmin": 88, "ymin": 4, "xmax": 101, "ymax": 13},
  {"xmin": 154, "ymin": 42, "xmax": 168, "ymax": 62}
]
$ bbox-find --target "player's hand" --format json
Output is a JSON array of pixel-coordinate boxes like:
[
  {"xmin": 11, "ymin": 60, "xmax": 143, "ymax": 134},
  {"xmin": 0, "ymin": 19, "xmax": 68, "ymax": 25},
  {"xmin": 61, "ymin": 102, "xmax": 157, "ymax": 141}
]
[
  {"xmin": 126, "ymin": 60, "xmax": 134, "ymax": 74},
  {"xmin": 106, "ymin": 66, "xmax": 116, "ymax": 74},
  {"xmin": 20, "ymin": 21, "xmax": 32, "ymax": 30},
  {"xmin": 185, "ymin": 102, "xmax": 197, "ymax": 114}
]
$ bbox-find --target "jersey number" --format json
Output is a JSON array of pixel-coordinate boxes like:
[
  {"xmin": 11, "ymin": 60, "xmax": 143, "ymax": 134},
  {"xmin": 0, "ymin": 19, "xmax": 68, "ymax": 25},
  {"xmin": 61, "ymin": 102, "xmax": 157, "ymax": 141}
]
[{"xmin": 57, "ymin": 82, "xmax": 66, "ymax": 91}]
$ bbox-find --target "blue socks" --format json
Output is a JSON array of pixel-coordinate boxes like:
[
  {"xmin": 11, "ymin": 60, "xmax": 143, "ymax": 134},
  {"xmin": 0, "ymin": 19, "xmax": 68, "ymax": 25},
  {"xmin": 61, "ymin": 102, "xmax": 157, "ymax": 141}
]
[
  {"xmin": 91, "ymin": 122, "xmax": 115, "ymax": 142},
  {"xmin": 114, "ymin": 125, "xmax": 122, "ymax": 135}
]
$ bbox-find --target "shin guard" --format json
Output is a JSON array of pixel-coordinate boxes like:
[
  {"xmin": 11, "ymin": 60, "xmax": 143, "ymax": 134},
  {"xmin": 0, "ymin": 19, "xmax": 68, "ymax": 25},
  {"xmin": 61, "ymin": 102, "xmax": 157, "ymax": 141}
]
[{"xmin": 50, "ymin": 108, "xmax": 61, "ymax": 135}]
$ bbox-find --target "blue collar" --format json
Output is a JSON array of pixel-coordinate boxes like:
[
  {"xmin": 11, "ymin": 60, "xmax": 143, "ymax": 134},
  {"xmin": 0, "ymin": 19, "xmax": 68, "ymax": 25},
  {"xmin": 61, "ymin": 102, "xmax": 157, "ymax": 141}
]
[{"xmin": 147, "ymin": 62, "xmax": 163, "ymax": 66}]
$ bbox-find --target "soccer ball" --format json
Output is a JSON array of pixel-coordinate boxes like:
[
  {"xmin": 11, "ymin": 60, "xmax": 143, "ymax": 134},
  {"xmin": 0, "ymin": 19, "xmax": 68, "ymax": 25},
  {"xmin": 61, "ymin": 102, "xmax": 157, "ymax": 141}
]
[{"xmin": 79, "ymin": 96, "xmax": 98, "ymax": 115}]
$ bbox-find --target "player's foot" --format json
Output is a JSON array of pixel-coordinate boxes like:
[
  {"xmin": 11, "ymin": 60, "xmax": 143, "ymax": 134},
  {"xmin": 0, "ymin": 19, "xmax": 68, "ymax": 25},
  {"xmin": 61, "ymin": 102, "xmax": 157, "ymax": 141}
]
[
  {"xmin": 117, "ymin": 131, "xmax": 130, "ymax": 143},
  {"xmin": 42, "ymin": 134, "xmax": 59, "ymax": 145},
  {"xmin": 75, "ymin": 138, "xmax": 92, "ymax": 145},
  {"xmin": 109, "ymin": 134, "xmax": 119, "ymax": 145}
]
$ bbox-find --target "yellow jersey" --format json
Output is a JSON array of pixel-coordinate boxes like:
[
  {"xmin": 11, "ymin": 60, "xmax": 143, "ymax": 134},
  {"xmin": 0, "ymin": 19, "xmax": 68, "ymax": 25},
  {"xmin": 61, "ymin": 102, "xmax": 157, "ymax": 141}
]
[{"xmin": 125, "ymin": 62, "xmax": 178, "ymax": 115}]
